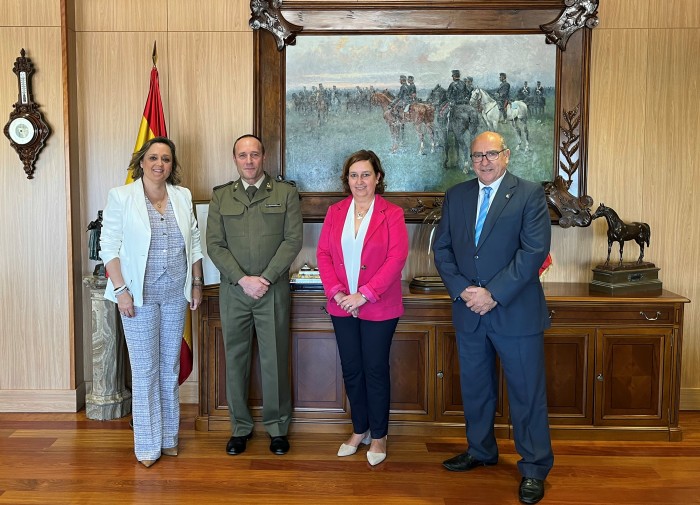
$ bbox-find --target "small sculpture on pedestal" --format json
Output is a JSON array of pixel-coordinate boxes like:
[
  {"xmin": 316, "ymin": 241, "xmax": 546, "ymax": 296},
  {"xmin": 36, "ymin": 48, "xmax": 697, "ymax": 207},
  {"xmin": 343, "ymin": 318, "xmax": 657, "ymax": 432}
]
[
  {"xmin": 590, "ymin": 203, "xmax": 661, "ymax": 294},
  {"xmin": 86, "ymin": 210, "xmax": 105, "ymax": 277},
  {"xmin": 592, "ymin": 203, "xmax": 651, "ymax": 266}
]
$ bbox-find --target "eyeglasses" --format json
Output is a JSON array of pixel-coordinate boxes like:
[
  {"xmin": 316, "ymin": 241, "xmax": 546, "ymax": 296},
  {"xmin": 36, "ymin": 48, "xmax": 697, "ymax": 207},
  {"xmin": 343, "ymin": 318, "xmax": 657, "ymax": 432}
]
[{"xmin": 470, "ymin": 149, "xmax": 506, "ymax": 163}]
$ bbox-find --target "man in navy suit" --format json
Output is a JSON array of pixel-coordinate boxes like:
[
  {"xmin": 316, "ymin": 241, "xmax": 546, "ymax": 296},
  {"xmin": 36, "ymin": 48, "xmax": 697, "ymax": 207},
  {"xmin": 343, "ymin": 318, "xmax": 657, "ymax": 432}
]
[{"xmin": 434, "ymin": 131, "xmax": 553, "ymax": 504}]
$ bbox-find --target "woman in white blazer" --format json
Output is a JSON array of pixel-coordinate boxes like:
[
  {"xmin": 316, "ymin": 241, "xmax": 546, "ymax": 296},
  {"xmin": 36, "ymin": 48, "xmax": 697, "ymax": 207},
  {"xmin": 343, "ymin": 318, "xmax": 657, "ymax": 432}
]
[{"xmin": 101, "ymin": 137, "xmax": 203, "ymax": 468}]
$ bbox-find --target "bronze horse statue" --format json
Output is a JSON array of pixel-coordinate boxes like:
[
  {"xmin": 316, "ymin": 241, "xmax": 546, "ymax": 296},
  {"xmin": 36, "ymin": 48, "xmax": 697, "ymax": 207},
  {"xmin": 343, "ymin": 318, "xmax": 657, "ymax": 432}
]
[{"xmin": 591, "ymin": 203, "xmax": 651, "ymax": 266}]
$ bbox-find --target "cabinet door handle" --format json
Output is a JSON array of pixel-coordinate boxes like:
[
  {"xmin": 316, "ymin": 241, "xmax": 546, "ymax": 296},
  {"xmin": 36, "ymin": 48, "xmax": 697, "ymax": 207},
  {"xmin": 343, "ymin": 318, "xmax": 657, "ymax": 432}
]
[
  {"xmin": 639, "ymin": 310, "xmax": 661, "ymax": 321},
  {"xmin": 548, "ymin": 310, "xmax": 555, "ymax": 319},
  {"xmin": 596, "ymin": 373, "xmax": 604, "ymax": 382},
  {"xmin": 437, "ymin": 371, "xmax": 444, "ymax": 379}
]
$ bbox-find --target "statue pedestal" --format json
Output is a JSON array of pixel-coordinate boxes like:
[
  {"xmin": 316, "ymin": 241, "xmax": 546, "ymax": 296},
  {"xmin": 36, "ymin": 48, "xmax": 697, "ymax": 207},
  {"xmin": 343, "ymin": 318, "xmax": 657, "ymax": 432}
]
[
  {"xmin": 589, "ymin": 262, "xmax": 662, "ymax": 295},
  {"xmin": 409, "ymin": 275, "xmax": 447, "ymax": 293},
  {"xmin": 83, "ymin": 275, "xmax": 131, "ymax": 420}
]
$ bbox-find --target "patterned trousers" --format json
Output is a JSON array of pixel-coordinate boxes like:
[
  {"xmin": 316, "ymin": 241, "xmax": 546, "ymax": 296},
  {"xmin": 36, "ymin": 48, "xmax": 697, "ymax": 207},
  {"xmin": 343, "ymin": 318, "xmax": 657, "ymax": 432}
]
[{"xmin": 121, "ymin": 273, "xmax": 186, "ymax": 461}]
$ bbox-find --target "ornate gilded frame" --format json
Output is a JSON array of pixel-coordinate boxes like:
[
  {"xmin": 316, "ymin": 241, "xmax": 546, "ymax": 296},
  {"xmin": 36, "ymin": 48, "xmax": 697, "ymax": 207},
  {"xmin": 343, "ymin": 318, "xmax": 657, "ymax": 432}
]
[{"xmin": 251, "ymin": 1, "xmax": 599, "ymax": 222}]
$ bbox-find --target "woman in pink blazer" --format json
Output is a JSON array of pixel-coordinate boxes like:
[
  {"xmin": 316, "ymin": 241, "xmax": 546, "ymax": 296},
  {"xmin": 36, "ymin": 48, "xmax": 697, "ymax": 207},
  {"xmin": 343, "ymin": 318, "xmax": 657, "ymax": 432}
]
[{"xmin": 316, "ymin": 150, "xmax": 408, "ymax": 466}]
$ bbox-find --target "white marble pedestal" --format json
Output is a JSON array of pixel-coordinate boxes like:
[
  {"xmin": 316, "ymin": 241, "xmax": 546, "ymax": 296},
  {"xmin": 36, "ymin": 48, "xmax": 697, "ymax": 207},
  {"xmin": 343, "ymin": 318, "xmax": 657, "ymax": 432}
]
[{"xmin": 83, "ymin": 275, "xmax": 132, "ymax": 420}]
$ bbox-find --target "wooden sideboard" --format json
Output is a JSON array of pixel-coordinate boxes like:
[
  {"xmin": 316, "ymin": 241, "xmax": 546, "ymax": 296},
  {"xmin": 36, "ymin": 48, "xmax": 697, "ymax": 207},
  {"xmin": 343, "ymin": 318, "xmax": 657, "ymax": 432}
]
[{"xmin": 196, "ymin": 282, "xmax": 689, "ymax": 441}]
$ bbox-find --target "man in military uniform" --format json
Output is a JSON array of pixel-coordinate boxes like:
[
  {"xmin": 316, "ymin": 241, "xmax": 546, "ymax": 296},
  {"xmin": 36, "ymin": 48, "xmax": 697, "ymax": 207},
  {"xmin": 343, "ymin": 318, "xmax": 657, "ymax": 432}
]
[
  {"xmin": 390, "ymin": 74, "xmax": 410, "ymax": 117},
  {"xmin": 535, "ymin": 81, "xmax": 545, "ymax": 116},
  {"xmin": 443, "ymin": 69, "xmax": 468, "ymax": 124},
  {"xmin": 464, "ymin": 76, "xmax": 475, "ymax": 104},
  {"xmin": 207, "ymin": 134, "xmax": 303, "ymax": 457},
  {"xmin": 446, "ymin": 69, "xmax": 468, "ymax": 107},
  {"xmin": 497, "ymin": 72, "xmax": 511, "ymax": 123},
  {"xmin": 407, "ymin": 75, "xmax": 417, "ymax": 104},
  {"xmin": 520, "ymin": 81, "xmax": 530, "ymax": 100}
]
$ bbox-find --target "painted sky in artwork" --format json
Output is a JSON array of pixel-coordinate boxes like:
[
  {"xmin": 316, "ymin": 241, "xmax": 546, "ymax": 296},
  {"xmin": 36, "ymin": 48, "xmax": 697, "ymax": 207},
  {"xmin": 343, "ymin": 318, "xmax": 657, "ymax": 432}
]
[{"xmin": 286, "ymin": 34, "xmax": 557, "ymax": 93}]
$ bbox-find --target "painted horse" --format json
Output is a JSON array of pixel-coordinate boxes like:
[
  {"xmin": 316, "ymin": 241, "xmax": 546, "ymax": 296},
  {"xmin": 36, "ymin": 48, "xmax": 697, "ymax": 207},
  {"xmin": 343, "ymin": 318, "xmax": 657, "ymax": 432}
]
[
  {"xmin": 444, "ymin": 104, "xmax": 480, "ymax": 173},
  {"xmin": 470, "ymin": 87, "xmax": 530, "ymax": 151},
  {"xmin": 425, "ymin": 84, "xmax": 479, "ymax": 172},
  {"xmin": 591, "ymin": 203, "xmax": 651, "ymax": 266},
  {"xmin": 371, "ymin": 91, "xmax": 436, "ymax": 155},
  {"xmin": 426, "ymin": 84, "xmax": 448, "ymax": 146}
]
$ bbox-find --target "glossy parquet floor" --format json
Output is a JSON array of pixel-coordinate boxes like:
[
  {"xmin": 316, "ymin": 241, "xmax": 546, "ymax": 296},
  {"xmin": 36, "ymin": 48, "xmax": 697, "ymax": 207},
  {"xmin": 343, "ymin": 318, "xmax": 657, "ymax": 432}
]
[{"xmin": 1, "ymin": 406, "xmax": 700, "ymax": 505}]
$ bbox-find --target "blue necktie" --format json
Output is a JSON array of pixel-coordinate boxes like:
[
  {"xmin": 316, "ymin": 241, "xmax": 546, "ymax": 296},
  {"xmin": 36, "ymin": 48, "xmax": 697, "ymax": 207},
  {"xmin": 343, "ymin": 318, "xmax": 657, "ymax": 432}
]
[{"xmin": 474, "ymin": 186, "xmax": 492, "ymax": 245}]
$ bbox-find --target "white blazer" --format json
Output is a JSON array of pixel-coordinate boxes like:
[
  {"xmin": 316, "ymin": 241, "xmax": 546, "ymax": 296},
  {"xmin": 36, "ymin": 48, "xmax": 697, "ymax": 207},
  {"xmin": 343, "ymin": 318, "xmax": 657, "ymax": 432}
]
[{"xmin": 100, "ymin": 179, "xmax": 204, "ymax": 306}]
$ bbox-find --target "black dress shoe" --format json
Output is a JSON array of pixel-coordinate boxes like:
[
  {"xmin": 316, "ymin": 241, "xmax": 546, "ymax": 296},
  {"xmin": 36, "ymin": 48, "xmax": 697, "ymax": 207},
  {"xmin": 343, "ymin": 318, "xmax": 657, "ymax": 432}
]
[
  {"xmin": 269, "ymin": 435, "xmax": 290, "ymax": 455},
  {"xmin": 442, "ymin": 452, "xmax": 497, "ymax": 472},
  {"xmin": 519, "ymin": 477, "xmax": 545, "ymax": 504},
  {"xmin": 226, "ymin": 432, "xmax": 253, "ymax": 455}
]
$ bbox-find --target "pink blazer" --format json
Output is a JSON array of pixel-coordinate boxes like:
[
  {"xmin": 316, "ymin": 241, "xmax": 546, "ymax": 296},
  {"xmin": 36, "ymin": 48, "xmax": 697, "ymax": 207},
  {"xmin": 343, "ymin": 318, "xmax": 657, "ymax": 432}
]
[{"xmin": 316, "ymin": 194, "xmax": 408, "ymax": 321}]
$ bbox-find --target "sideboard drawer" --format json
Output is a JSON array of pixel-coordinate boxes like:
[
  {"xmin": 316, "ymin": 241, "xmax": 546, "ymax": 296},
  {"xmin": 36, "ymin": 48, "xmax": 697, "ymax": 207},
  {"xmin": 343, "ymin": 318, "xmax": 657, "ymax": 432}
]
[{"xmin": 548, "ymin": 305, "xmax": 674, "ymax": 325}]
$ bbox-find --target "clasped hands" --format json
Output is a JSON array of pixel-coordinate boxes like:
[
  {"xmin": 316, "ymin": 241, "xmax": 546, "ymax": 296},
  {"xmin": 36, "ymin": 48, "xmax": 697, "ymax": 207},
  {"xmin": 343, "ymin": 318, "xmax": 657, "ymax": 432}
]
[
  {"xmin": 334, "ymin": 292, "xmax": 367, "ymax": 318},
  {"xmin": 460, "ymin": 286, "xmax": 497, "ymax": 315},
  {"xmin": 239, "ymin": 275, "xmax": 270, "ymax": 300}
]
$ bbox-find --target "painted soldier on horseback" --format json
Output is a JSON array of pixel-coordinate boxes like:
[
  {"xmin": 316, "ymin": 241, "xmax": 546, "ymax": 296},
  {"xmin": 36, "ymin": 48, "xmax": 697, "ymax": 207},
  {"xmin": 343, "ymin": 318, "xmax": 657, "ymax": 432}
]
[
  {"xmin": 390, "ymin": 75, "xmax": 411, "ymax": 119},
  {"xmin": 497, "ymin": 72, "xmax": 510, "ymax": 123},
  {"xmin": 446, "ymin": 70, "xmax": 468, "ymax": 110}
]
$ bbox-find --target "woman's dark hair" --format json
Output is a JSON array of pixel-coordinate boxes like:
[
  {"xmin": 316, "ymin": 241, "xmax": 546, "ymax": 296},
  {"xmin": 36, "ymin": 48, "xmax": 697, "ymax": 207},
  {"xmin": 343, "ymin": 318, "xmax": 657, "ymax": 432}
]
[
  {"xmin": 340, "ymin": 149, "xmax": 386, "ymax": 194},
  {"xmin": 128, "ymin": 136, "xmax": 181, "ymax": 186}
]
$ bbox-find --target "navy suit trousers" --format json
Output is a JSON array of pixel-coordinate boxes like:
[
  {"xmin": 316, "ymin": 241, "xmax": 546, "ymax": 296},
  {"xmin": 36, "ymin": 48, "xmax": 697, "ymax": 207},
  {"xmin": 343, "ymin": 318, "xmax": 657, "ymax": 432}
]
[{"xmin": 456, "ymin": 311, "xmax": 554, "ymax": 480}]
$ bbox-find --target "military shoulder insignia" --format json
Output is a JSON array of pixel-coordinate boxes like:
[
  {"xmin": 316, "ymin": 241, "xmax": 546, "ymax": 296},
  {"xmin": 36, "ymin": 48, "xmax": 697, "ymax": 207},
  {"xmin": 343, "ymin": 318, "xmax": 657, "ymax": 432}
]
[
  {"xmin": 275, "ymin": 175, "xmax": 297, "ymax": 187},
  {"xmin": 213, "ymin": 181, "xmax": 234, "ymax": 191}
]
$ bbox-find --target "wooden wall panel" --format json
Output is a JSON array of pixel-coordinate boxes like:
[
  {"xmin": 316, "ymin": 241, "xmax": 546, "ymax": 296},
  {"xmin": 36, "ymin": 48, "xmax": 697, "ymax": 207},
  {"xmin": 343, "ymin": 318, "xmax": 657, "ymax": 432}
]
[
  {"xmin": 167, "ymin": 32, "xmax": 253, "ymax": 200},
  {"xmin": 597, "ymin": 0, "xmax": 650, "ymax": 29},
  {"xmin": 588, "ymin": 0, "xmax": 700, "ymax": 403},
  {"xmin": 0, "ymin": 0, "xmax": 60, "ymax": 27},
  {"xmin": 534, "ymin": 28, "xmax": 651, "ymax": 284},
  {"xmin": 650, "ymin": 0, "xmax": 700, "ymax": 28},
  {"xmin": 644, "ymin": 29, "xmax": 700, "ymax": 392},
  {"xmin": 0, "ymin": 28, "xmax": 69, "ymax": 389},
  {"xmin": 545, "ymin": 227, "xmax": 595, "ymax": 283},
  {"xmin": 74, "ymin": 0, "xmax": 168, "ymax": 32},
  {"xmin": 586, "ymin": 29, "xmax": 649, "ymax": 263},
  {"xmin": 76, "ymin": 33, "xmax": 170, "ymax": 260},
  {"xmin": 168, "ymin": 0, "xmax": 250, "ymax": 32}
]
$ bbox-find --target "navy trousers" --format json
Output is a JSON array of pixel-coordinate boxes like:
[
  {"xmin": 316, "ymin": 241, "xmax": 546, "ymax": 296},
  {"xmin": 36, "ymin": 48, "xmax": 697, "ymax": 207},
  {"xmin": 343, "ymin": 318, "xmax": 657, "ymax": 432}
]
[
  {"xmin": 456, "ymin": 312, "xmax": 554, "ymax": 480},
  {"xmin": 331, "ymin": 316, "xmax": 399, "ymax": 439}
]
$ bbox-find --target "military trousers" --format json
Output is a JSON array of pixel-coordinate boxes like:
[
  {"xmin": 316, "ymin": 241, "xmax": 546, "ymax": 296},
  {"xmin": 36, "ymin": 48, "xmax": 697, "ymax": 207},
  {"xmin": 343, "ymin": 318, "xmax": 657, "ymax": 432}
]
[{"xmin": 220, "ymin": 280, "xmax": 292, "ymax": 437}]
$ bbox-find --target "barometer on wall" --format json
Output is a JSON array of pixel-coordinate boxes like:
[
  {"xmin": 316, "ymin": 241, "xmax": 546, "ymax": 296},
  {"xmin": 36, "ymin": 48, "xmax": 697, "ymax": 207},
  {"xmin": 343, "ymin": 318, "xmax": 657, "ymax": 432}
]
[{"xmin": 3, "ymin": 49, "xmax": 50, "ymax": 179}]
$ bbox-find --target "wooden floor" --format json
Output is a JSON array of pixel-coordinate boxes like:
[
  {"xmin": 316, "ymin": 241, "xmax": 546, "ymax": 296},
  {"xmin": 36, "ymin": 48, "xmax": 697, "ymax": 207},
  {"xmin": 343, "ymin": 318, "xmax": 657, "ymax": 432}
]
[{"xmin": 2, "ymin": 406, "xmax": 700, "ymax": 505}]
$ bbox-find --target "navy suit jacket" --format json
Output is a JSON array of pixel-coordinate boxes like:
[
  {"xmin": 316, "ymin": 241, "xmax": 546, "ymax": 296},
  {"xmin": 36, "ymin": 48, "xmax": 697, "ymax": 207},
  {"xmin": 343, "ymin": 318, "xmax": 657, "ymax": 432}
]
[{"xmin": 433, "ymin": 171, "xmax": 551, "ymax": 336}]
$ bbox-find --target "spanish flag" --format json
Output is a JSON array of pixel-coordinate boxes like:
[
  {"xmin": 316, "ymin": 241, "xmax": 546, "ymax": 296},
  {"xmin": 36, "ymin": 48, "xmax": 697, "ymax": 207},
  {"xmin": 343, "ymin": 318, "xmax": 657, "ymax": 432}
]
[
  {"xmin": 539, "ymin": 253, "xmax": 553, "ymax": 279},
  {"xmin": 129, "ymin": 43, "xmax": 193, "ymax": 386},
  {"xmin": 126, "ymin": 43, "xmax": 167, "ymax": 183}
]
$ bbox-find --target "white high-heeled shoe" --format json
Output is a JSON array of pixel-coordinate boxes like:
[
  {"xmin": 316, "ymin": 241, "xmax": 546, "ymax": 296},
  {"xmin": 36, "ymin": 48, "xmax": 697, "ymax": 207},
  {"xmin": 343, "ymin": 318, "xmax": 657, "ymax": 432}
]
[
  {"xmin": 367, "ymin": 436, "xmax": 387, "ymax": 466},
  {"xmin": 337, "ymin": 431, "xmax": 371, "ymax": 457}
]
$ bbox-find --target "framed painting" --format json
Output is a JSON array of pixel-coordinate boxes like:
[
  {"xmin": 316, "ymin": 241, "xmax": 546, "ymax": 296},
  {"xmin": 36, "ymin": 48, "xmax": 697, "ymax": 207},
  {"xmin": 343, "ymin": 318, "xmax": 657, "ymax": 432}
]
[{"xmin": 252, "ymin": 1, "xmax": 599, "ymax": 222}]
